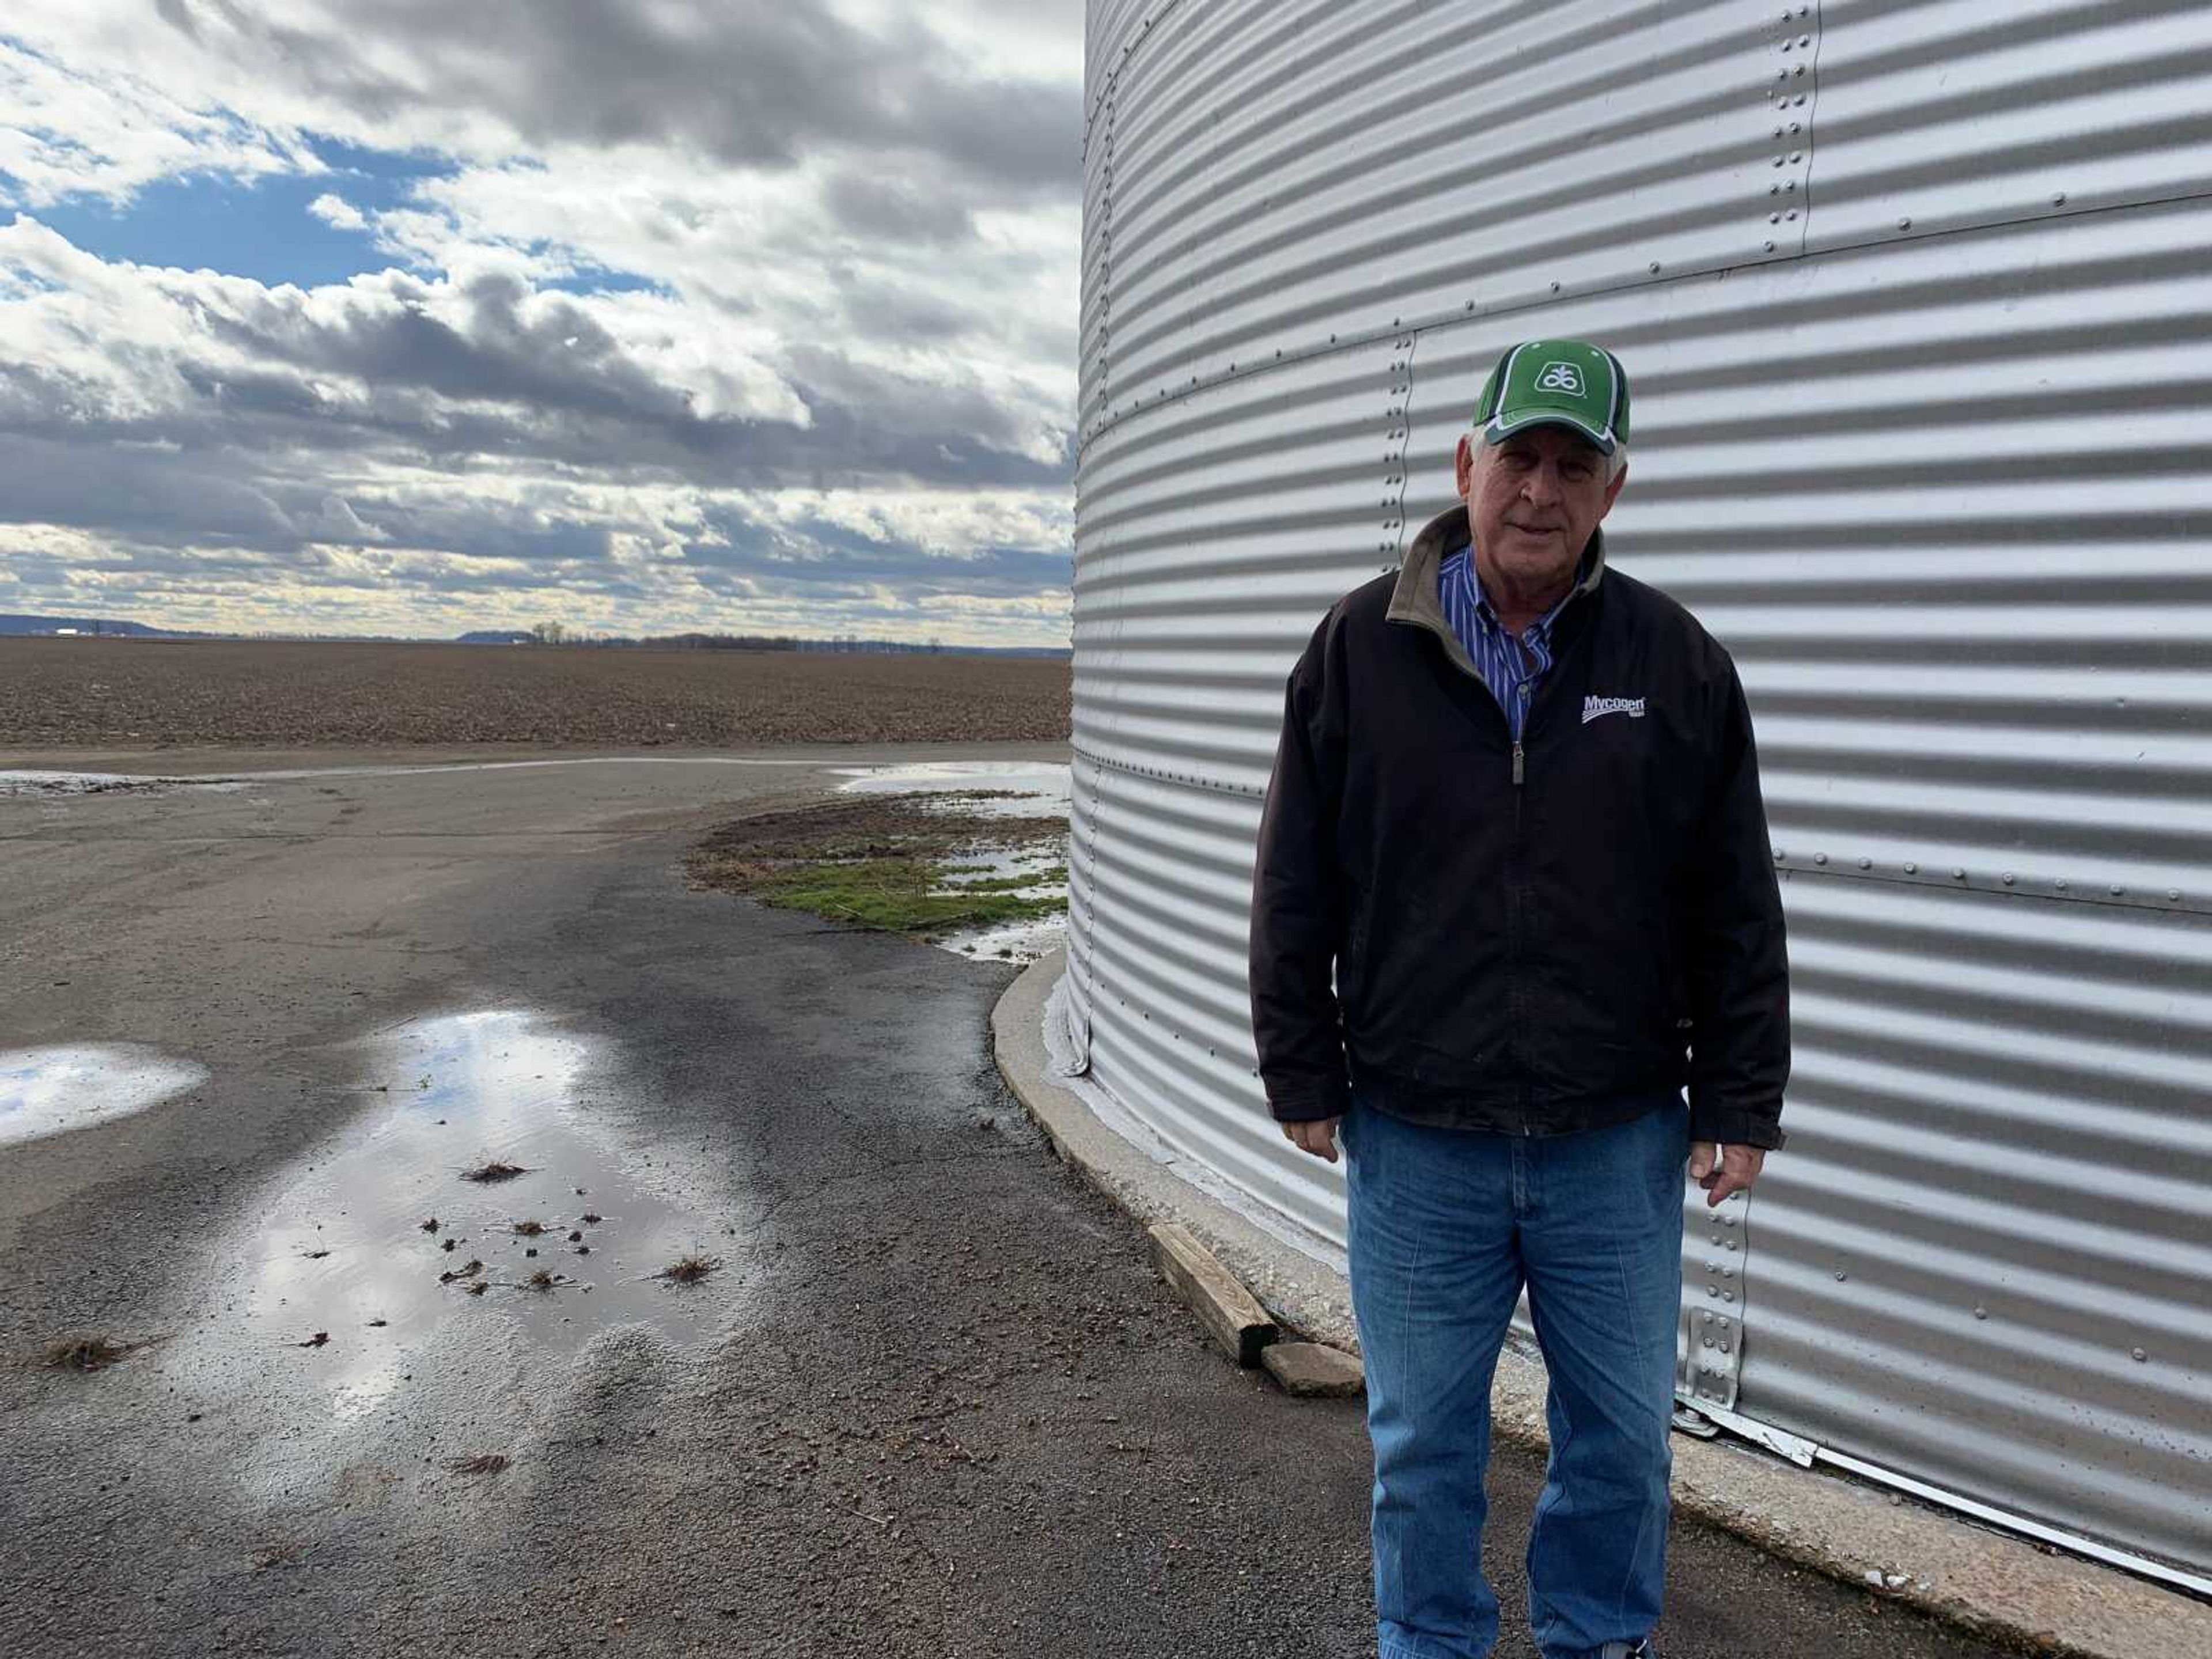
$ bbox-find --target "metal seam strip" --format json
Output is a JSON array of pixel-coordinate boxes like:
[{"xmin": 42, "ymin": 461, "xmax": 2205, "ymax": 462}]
[{"xmin": 1073, "ymin": 743, "xmax": 1268, "ymax": 798}]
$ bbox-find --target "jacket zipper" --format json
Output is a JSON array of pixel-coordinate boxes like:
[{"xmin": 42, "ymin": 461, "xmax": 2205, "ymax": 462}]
[{"xmin": 1510, "ymin": 733, "xmax": 1531, "ymax": 1133}]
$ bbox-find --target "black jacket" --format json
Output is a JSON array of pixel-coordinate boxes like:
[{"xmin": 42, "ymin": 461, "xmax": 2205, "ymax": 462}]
[{"xmin": 1248, "ymin": 506, "xmax": 1790, "ymax": 1149}]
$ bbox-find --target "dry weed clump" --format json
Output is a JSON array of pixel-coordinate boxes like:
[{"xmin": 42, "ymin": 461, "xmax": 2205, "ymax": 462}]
[
  {"xmin": 656, "ymin": 1253, "xmax": 721, "ymax": 1285},
  {"xmin": 38, "ymin": 1334, "xmax": 142, "ymax": 1372}
]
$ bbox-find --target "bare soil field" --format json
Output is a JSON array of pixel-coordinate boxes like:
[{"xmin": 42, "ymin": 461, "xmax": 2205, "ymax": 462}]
[{"xmin": 0, "ymin": 637, "xmax": 1070, "ymax": 748}]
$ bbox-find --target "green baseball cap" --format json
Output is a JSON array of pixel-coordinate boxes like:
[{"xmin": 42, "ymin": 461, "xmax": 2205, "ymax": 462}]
[{"xmin": 1472, "ymin": 339, "xmax": 1630, "ymax": 455}]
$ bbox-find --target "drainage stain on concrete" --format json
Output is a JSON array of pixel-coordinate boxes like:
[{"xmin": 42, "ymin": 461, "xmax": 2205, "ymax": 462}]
[
  {"xmin": 158, "ymin": 1010, "xmax": 729, "ymax": 1428},
  {"xmin": 0, "ymin": 1044, "xmax": 209, "ymax": 1147}
]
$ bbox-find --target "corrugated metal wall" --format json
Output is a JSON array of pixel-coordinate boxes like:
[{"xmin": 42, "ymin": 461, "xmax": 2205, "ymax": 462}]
[{"xmin": 1071, "ymin": 0, "xmax": 2212, "ymax": 1589}]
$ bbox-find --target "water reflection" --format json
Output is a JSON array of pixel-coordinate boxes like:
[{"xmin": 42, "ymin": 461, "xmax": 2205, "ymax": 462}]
[
  {"xmin": 163, "ymin": 1010, "xmax": 727, "ymax": 1423},
  {"xmin": 0, "ymin": 1044, "xmax": 207, "ymax": 1147}
]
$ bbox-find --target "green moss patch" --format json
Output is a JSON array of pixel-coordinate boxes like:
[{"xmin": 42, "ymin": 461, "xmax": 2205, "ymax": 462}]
[{"xmin": 688, "ymin": 794, "xmax": 1068, "ymax": 937}]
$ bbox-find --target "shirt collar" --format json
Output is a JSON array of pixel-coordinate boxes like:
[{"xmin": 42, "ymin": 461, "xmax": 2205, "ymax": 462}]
[{"xmin": 1462, "ymin": 546, "xmax": 1585, "ymax": 639}]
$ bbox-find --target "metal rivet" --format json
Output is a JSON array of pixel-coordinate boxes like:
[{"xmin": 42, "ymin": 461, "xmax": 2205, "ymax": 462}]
[
  {"xmin": 1794, "ymin": 63, "xmax": 1806, "ymax": 76},
  {"xmin": 1800, "ymin": 33, "xmax": 1811, "ymax": 46},
  {"xmin": 2054, "ymin": 192, "xmax": 2067, "ymax": 206},
  {"xmin": 1794, "ymin": 93, "xmax": 1806, "ymax": 106},
  {"xmin": 1701, "ymin": 1310, "xmax": 1714, "ymax": 1324},
  {"xmin": 1706, "ymin": 1286, "xmax": 1719, "ymax": 1298},
  {"xmin": 1649, "ymin": 260, "xmax": 1662, "ymax": 273},
  {"xmin": 1702, "ymin": 1336, "xmax": 1715, "ymax": 1349},
  {"xmin": 1857, "ymin": 857, "xmax": 1872, "ymax": 870},
  {"xmin": 1973, "ymin": 1306, "xmax": 1987, "ymax": 1320},
  {"xmin": 1834, "ymin": 1270, "xmax": 1847, "ymax": 1281},
  {"xmin": 1722, "ymin": 1291, "xmax": 1735, "ymax": 1302},
  {"xmin": 1773, "ymin": 848, "xmax": 1786, "ymax": 861},
  {"xmin": 1790, "ymin": 122, "xmax": 1802, "ymax": 134},
  {"xmin": 1790, "ymin": 151, "xmax": 1802, "ymax": 162},
  {"xmin": 1952, "ymin": 868, "xmax": 1967, "ymax": 880},
  {"xmin": 1549, "ymin": 279, "xmax": 1561, "ymax": 291},
  {"xmin": 2054, "ymin": 878, "xmax": 2068, "ymax": 891},
  {"xmin": 1770, "ymin": 212, "xmax": 1781, "ymax": 224},
  {"xmin": 1773, "ymin": 156, "xmax": 1786, "ymax": 167},
  {"xmin": 1786, "ymin": 209, "xmax": 1798, "ymax": 220},
  {"xmin": 1899, "ymin": 216, "xmax": 1912, "ymax": 230},
  {"xmin": 1719, "ymin": 1340, "xmax": 1731, "ymax": 1353},
  {"xmin": 1764, "ymin": 240, "xmax": 1776, "ymax": 252},
  {"xmin": 2002, "ymin": 873, "xmax": 2015, "ymax": 885},
  {"xmin": 2111, "ymin": 884, "xmax": 2126, "ymax": 896},
  {"xmin": 2168, "ymin": 889, "xmax": 2181, "ymax": 901},
  {"xmin": 1813, "ymin": 852, "xmax": 1828, "ymax": 865},
  {"xmin": 2133, "ymin": 1348, "xmax": 2147, "ymax": 1362}
]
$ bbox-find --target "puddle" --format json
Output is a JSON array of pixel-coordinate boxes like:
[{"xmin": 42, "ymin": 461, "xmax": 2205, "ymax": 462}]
[
  {"xmin": 0, "ymin": 1044, "xmax": 207, "ymax": 1146},
  {"xmin": 835, "ymin": 760, "xmax": 1072, "ymax": 819},
  {"xmin": 160, "ymin": 1011, "xmax": 730, "ymax": 1427},
  {"xmin": 837, "ymin": 762, "xmax": 1071, "ymax": 963}
]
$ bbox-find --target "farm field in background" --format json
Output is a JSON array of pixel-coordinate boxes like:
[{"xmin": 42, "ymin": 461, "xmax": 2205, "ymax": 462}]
[{"xmin": 0, "ymin": 638, "xmax": 1071, "ymax": 748}]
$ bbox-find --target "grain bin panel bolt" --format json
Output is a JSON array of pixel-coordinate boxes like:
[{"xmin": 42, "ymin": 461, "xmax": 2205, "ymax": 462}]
[
  {"xmin": 1858, "ymin": 857, "xmax": 1872, "ymax": 869},
  {"xmin": 2133, "ymin": 1347, "xmax": 2147, "ymax": 1361},
  {"xmin": 1813, "ymin": 852, "xmax": 1828, "ymax": 865}
]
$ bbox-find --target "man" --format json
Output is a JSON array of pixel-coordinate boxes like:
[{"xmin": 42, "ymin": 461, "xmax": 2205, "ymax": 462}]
[{"xmin": 1248, "ymin": 339, "xmax": 1789, "ymax": 1659}]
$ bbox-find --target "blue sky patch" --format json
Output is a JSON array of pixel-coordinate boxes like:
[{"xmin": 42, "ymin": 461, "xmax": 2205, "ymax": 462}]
[{"xmin": 18, "ymin": 135, "xmax": 454, "ymax": 288}]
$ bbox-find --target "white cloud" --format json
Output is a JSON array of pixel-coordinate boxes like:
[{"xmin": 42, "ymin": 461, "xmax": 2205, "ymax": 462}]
[
  {"xmin": 0, "ymin": 0, "xmax": 1081, "ymax": 643},
  {"xmin": 306, "ymin": 191, "xmax": 365, "ymax": 231}
]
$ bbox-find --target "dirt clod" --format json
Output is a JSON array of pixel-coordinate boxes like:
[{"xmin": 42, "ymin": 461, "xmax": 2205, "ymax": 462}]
[
  {"xmin": 461, "ymin": 1161, "xmax": 529, "ymax": 1184},
  {"xmin": 512, "ymin": 1219, "xmax": 547, "ymax": 1236},
  {"xmin": 445, "ymin": 1453, "xmax": 509, "ymax": 1476}
]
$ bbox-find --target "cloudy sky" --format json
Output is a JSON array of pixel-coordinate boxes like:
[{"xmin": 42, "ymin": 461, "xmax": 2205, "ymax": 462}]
[{"xmin": 0, "ymin": 1, "xmax": 1082, "ymax": 645}]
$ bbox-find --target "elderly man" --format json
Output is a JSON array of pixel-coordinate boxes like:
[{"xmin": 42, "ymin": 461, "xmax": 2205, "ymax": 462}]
[{"xmin": 1248, "ymin": 339, "xmax": 1790, "ymax": 1659}]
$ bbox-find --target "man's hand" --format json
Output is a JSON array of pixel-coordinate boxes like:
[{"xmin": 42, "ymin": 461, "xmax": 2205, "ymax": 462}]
[
  {"xmin": 1282, "ymin": 1116, "xmax": 1342, "ymax": 1164},
  {"xmin": 1689, "ymin": 1141, "xmax": 1764, "ymax": 1207}
]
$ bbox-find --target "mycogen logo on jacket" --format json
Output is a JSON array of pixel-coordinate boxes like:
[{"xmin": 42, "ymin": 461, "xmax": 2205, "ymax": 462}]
[{"xmin": 1582, "ymin": 695, "xmax": 1647, "ymax": 724}]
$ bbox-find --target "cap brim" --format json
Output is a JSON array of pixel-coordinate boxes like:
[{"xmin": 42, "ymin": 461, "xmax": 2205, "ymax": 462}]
[{"xmin": 1484, "ymin": 410, "xmax": 1617, "ymax": 456}]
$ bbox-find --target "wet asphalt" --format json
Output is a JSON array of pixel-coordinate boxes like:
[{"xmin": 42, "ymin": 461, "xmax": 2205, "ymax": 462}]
[{"xmin": 0, "ymin": 747, "xmax": 2013, "ymax": 1658}]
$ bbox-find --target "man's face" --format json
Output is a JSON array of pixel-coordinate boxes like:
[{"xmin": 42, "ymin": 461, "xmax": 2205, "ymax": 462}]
[{"xmin": 1456, "ymin": 426, "xmax": 1627, "ymax": 591}]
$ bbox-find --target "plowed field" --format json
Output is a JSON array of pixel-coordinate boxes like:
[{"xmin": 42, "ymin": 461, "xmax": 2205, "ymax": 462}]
[{"xmin": 0, "ymin": 638, "xmax": 1070, "ymax": 748}]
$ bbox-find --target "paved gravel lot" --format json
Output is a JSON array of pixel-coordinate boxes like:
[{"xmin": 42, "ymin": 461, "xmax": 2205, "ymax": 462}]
[
  {"xmin": 0, "ymin": 638, "xmax": 1070, "ymax": 748},
  {"xmin": 0, "ymin": 748, "xmax": 2011, "ymax": 1657}
]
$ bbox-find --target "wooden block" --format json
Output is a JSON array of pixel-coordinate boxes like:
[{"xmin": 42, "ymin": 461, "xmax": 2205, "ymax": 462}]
[
  {"xmin": 1147, "ymin": 1221, "xmax": 1276, "ymax": 1367},
  {"xmin": 1263, "ymin": 1341, "xmax": 1365, "ymax": 1399}
]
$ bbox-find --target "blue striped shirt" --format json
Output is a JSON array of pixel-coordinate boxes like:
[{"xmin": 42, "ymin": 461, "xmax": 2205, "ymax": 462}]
[{"xmin": 1438, "ymin": 547, "xmax": 1578, "ymax": 741}]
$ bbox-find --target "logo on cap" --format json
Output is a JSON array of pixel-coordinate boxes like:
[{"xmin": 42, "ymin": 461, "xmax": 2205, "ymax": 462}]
[{"xmin": 1536, "ymin": 361, "xmax": 1585, "ymax": 395}]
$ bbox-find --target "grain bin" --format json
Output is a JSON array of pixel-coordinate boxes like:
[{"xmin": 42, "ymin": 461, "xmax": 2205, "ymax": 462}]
[{"xmin": 1063, "ymin": 0, "xmax": 2212, "ymax": 1590}]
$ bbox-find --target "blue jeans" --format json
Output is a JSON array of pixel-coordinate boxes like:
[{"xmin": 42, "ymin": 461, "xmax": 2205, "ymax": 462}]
[{"xmin": 1344, "ymin": 1095, "xmax": 1688, "ymax": 1659}]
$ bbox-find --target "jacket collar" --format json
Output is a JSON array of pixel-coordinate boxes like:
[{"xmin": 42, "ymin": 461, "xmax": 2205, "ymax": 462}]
[{"xmin": 1385, "ymin": 505, "xmax": 1606, "ymax": 677}]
